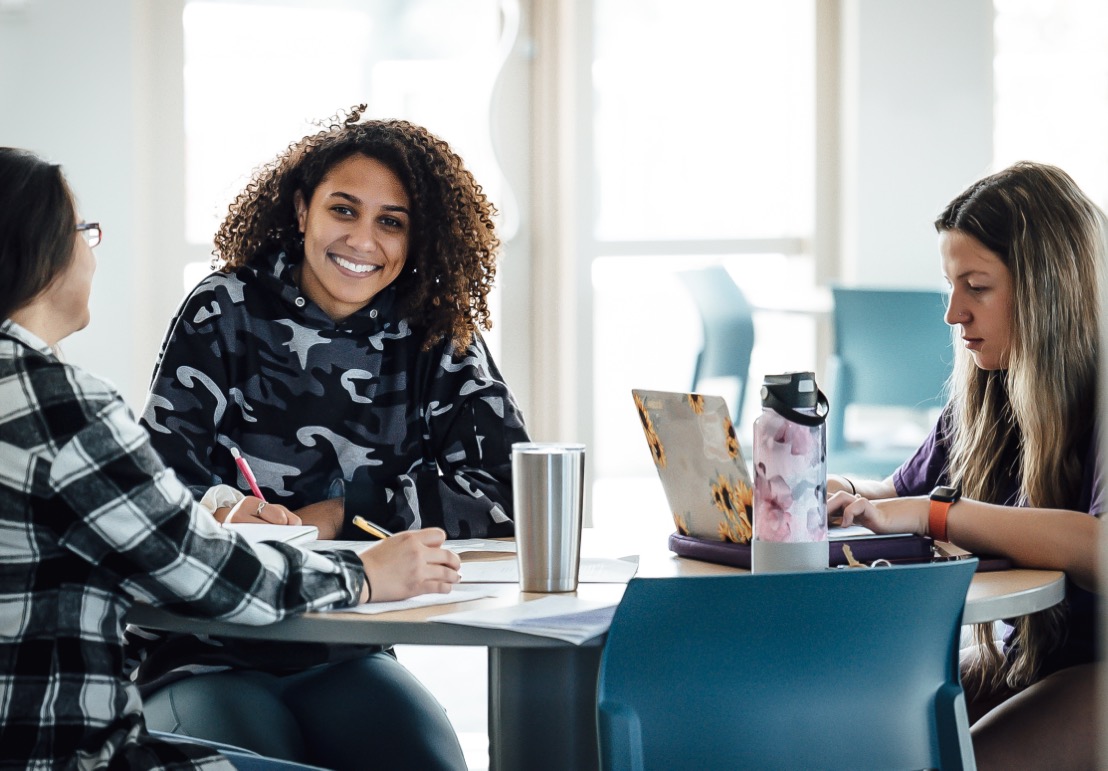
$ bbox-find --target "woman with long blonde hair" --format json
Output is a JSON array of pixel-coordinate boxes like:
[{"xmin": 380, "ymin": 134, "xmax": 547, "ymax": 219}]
[{"xmin": 829, "ymin": 161, "xmax": 1105, "ymax": 770}]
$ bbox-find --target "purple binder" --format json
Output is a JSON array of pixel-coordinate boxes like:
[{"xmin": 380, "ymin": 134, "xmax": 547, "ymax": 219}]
[{"xmin": 668, "ymin": 531, "xmax": 935, "ymax": 569}]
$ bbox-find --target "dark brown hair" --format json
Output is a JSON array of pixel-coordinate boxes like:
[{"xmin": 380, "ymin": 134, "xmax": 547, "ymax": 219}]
[
  {"xmin": 213, "ymin": 106, "xmax": 500, "ymax": 350},
  {"xmin": 0, "ymin": 148, "xmax": 78, "ymax": 321}
]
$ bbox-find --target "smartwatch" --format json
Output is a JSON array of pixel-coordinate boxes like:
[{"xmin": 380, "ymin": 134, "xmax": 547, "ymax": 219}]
[{"xmin": 928, "ymin": 485, "xmax": 961, "ymax": 542}]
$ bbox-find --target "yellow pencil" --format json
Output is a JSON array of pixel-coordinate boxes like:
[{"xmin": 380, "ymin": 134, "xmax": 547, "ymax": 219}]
[{"xmin": 352, "ymin": 515, "xmax": 394, "ymax": 540}]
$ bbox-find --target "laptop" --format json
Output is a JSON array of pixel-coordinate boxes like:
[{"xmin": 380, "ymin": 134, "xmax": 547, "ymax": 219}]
[
  {"xmin": 632, "ymin": 388, "xmax": 950, "ymax": 568},
  {"xmin": 631, "ymin": 389, "xmax": 754, "ymax": 543}
]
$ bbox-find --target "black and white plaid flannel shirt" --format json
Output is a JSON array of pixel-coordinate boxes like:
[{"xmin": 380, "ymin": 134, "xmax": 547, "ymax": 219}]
[{"xmin": 0, "ymin": 320, "xmax": 364, "ymax": 770}]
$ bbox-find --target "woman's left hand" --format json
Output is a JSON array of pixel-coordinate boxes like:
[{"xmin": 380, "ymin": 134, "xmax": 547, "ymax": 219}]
[
  {"xmin": 225, "ymin": 496, "xmax": 303, "ymax": 526},
  {"xmin": 828, "ymin": 491, "xmax": 928, "ymax": 535}
]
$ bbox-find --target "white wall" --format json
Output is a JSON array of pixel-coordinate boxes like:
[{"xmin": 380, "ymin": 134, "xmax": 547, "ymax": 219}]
[
  {"xmin": 0, "ymin": 0, "xmax": 155, "ymax": 408},
  {"xmin": 840, "ymin": 0, "xmax": 993, "ymax": 287}
]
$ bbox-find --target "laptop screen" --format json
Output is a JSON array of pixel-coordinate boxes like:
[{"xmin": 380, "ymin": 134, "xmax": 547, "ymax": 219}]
[{"xmin": 632, "ymin": 389, "xmax": 753, "ymax": 543}]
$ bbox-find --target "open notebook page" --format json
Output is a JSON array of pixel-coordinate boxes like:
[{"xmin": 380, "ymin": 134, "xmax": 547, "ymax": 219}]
[{"xmin": 224, "ymin": 523, "xmax": 319, "ymax": 545}]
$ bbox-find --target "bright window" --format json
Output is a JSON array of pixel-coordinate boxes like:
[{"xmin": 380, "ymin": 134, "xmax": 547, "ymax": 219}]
[
  {"xmin": 588, "ymin": 0, "xmax": 817, "ymax": 486},
  {"xmin": 593, "ymin": 0, "xmax": 815, "ymax": 241},
  {"xmin": 994, "ymin": 0, "xmax": 1108, "ymax": 206}
]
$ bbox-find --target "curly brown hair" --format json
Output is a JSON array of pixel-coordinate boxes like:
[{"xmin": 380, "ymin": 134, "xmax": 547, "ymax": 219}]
[{"xmin": 213, "ymin": 105, "xmax": 500, "ymax": 350}]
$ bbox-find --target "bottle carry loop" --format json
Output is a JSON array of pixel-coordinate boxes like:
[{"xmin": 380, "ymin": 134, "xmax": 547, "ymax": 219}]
[{"xmin": 761, "ymin": 388, "xmax": 829, "ymax": 427}]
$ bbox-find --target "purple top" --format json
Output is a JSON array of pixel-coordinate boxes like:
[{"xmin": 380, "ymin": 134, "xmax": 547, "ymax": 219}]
[
  {"xmin": 894, "ymin": 409, "xmax": 1107, "ymax": 516},
  {"xmin": 893, "ymin": 407, "xmax": 1101, "ymax": 677}
]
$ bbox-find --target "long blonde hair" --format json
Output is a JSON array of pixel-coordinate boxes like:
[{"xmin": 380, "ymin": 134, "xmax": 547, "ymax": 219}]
[{"xmin": 936, "ymin": 161, "xmax": 1107, "ymax": 691}]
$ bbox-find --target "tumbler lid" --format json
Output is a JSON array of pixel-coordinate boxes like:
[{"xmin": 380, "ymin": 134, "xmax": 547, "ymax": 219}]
[{"xmin": 761, "ymin": 371, "xmax": 818, "ymax": 410}]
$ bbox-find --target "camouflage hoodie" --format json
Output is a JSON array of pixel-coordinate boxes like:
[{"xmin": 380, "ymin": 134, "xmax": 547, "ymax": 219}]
[{"xmin": 140, "ymin": 251, "xmax": 527, "ymax": 540}]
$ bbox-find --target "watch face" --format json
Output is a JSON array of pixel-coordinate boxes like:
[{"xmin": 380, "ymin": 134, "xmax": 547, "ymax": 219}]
[{"xmin": 931, "ymin": 485, "xmax": 960, "ymax": 503}]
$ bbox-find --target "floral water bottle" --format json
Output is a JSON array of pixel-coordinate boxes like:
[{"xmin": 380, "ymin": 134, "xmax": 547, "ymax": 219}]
[{"xmin": 751, "ymin": 371, "xmax": 829, "ymax": 572}]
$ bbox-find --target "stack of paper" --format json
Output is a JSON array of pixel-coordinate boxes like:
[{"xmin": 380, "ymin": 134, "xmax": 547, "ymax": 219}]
[
  {"xmin": 434, "ymin": 596, "xmax": 618, "ymax": 645},
  {"xmin": 510, "ymin": 604, "xmax": 619, "ymax": 643}
]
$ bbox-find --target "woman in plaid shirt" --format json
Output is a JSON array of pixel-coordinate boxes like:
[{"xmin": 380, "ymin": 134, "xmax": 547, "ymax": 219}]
[{"xmin": 0, "ymin": 147, "xmax": 462, "ymax": 769}]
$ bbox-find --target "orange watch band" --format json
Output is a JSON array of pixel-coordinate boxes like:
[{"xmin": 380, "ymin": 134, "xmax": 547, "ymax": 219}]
[
  {"xmin": 928, "ymin": 498, "xmax": 953, "ymax": 541},
  {"xmin": 928, "ymin": 486, "xmax": 960, "ymax": 542}
]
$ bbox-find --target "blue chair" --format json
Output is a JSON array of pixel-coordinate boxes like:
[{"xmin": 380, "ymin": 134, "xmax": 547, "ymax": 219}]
[
  {"xmin": 826, "ymin": 285, "xmax": 953, "ymax": 478},
  {"xmin": 677, "ymin": 266, "xmax": 756, "ymax": 425},
  {"xmin": 596, "ymin": 560, "xmax": 978, "ymax": 771}
]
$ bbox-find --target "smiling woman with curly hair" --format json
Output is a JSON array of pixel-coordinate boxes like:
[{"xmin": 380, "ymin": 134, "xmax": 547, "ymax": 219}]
[
  {"xmin": 132, "ymin": 106, "xmax": 529, "ymax": 769},
  {"xmin": 214, "ymin": 105, "xmax": 499, "ymax": 350}
]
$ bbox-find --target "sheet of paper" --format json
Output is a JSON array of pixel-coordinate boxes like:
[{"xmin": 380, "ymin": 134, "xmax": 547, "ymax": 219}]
[
  {"xmin": 224, "ymin": 523, "xmax": 318, "ymax": 545},
  {"xmin": 444, "ymin": 538, "xmax": 516, "ymax": 554},
  {"xmin": 305, "ymin": 540, "xmax": 377, "ymax": 554},
  {"xmin": 433, "ymin": 595, "xmax": 618, "ymax": 645},
  {"xmin": 305, "ymin": 538, "xmax": 515, "ymax": 555},
  {"xmin": 331, "ymin": 586, "xmax": 499, "ymax": 615},
  {"xmin": 828, "ymin": 525, "xmax": 875, "ymax": 539},
  {"xmin": 459, "ymin": 555, "xmax": 639, "ymax": 584},
  {"xmin": 829, "ymin": 525, "xmax": 916, "ymax": 540}
]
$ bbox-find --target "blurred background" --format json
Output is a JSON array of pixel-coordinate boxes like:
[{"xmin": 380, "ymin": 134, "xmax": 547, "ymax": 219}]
[{"xmin": 2, "ymin": 1, "xmax": 1106, "ymax": 767}]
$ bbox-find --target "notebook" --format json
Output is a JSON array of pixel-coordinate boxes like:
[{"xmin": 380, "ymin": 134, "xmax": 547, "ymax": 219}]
[
  {"xmin": 224, "ymin": 523, "xmax": 319, "ymax": 546},
  {"xmin": 631, "ymin": 388, "xmax": 937, "ymax": 567}
]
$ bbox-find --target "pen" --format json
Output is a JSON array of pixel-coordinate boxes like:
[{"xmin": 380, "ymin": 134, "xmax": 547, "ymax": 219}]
[
  {"xmin": 230, "ymin": 447, "xmax": 266, "ymax": 501},
  {"xmin": 352, "ymin": 515, "xmax": 394, "ymax": 540}
]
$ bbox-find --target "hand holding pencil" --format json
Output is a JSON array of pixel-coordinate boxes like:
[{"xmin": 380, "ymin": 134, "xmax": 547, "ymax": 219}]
[{"xmin": 355, "ymin": 526, "xmax": 461, "ymax": 603}]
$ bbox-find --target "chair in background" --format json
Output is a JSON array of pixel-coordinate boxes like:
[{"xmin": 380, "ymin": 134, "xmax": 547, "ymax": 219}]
[
  {"xmin": 596, "ymin": 559, "xmax": 978, "ymax": 771},
  {"xmin": 826, "ymin": 285, "xmax": 953, "ymax": 478},
  {"xmin": 677, "ymin": 266, "xmax": 755, "ymax": 425}
]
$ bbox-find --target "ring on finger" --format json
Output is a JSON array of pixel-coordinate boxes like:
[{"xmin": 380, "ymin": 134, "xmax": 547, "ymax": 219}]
[{"xmin": 256, "ymin": 501, "xmax": 267, "ymax": 515}]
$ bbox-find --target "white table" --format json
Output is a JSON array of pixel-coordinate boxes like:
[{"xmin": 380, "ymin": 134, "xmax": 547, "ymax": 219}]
[{"xmin": 127, "ymin": 536, "xmax": 1065, "ymax": 771}]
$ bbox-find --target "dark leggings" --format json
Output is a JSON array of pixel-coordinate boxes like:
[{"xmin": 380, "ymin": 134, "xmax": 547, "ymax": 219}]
[{"xmin": 143, "ymin": 652, "xmax": 467, "ymax": 771}]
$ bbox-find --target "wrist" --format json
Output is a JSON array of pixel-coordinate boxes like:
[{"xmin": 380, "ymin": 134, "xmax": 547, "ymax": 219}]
[
  {"xmin": 359, "ymin": 571, "xmax": 372, "ymax": 604},
  {"xmin": 199, "ymin": 484, "xmax": 246, "ymax": 518},
  {"xmin": 928, "ymin": 486, "xmax": 961, "ymax": 541},
  {"xmin": 839, "ymin": 475, "xmax": 857, "ymax": 496}
]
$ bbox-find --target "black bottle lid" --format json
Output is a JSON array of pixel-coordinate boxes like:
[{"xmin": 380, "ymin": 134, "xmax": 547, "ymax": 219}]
[{"xmin": 760, "ymin": 371, "xmax": 817, "ymax": 410}]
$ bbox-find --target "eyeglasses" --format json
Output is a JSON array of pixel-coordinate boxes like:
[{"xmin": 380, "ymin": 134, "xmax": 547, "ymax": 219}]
[{"xmin": 77, "ymin": 222, "xmax": 102, "ymax": 248}]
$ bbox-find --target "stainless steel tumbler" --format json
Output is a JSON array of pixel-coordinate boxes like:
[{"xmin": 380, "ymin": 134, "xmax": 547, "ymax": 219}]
[{"xmin": 512, "ymin": 442, "xmax": 586, "ymax": 592}]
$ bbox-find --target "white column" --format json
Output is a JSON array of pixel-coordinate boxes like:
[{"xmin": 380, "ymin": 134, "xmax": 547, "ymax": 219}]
[{"xmin": 839, "ymin": 0, "xmax": 994, "ymax": 287}]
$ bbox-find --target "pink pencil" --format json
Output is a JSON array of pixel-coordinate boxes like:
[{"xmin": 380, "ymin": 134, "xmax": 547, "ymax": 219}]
[{"xmin": 230, "ymin": 447, "xmax": 266, "ymax": 501}]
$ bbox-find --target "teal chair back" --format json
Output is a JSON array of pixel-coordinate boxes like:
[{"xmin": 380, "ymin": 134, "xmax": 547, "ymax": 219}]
[
  {"xmin": 597, "ymin": 560, "xmax": 978, "ymax": 771},
  {"xmin": 827, "ymin": 285, "xmax": 953, "ymax": 477},
  {"xmin": 677, "ymin": 266, "xmax": 755, "ymax": 425}
]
